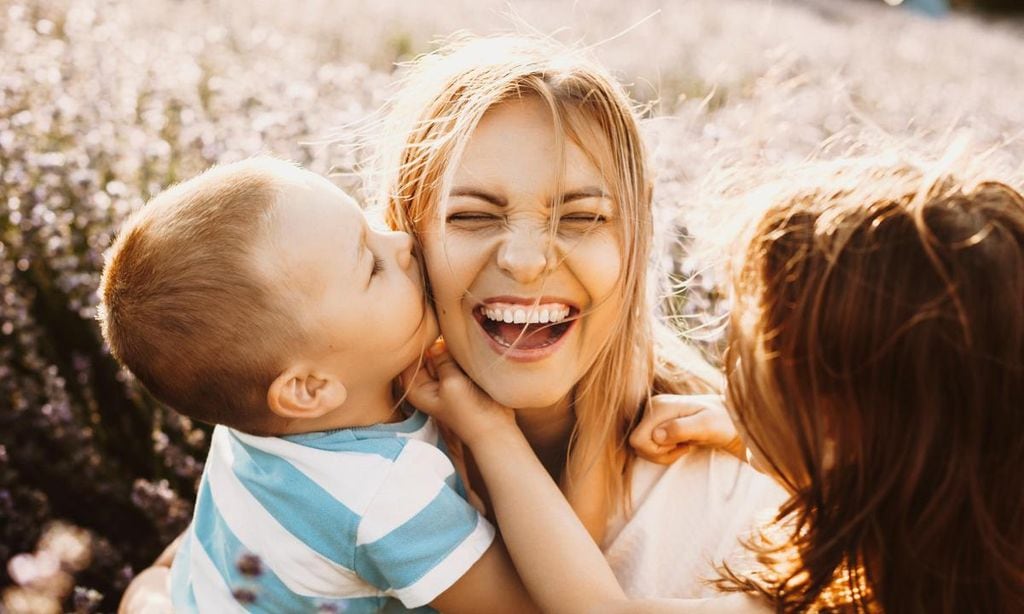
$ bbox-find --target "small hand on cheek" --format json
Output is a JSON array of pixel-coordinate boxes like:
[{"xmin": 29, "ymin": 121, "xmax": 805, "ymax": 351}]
[{"xmin": 400, "ymin": 339, "xmax": 517, "ymax": 445}]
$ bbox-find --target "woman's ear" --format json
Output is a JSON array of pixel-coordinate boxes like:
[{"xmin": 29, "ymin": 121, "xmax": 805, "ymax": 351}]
[{"xmin": 267, "ymin": 366, "xmax": 347, "ymax": 420}]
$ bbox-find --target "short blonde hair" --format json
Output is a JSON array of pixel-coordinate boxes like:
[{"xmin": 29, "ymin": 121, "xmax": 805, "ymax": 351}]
[{"xmin": 99, "ymin": 157, "xmax": 304, "ymax": 433}]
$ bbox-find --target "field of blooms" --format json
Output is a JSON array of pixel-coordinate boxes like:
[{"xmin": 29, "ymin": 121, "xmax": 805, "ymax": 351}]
[{"xmin": 2, "ymin": 0, "xmax": 1022, "ymax": 610}]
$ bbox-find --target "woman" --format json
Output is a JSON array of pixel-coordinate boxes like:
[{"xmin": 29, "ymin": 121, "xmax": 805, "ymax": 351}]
[{"xmin": 121, "ymin": 34, "xmax": 783, "ymax": 611}]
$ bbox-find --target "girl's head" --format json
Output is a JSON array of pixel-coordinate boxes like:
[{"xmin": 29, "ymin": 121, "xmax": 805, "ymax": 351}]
[
  {"xmin": 376, "ymin": 34, "xmax": 712, "ymax": 509},
  {"xmin": 725, "ymin": 161, "xmax": 1024, "ymax": 611}
]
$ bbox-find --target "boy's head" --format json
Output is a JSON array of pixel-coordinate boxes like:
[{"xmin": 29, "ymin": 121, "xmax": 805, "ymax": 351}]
[{"xmin": 99, "ymin": 157, "xmax": 437, "ymax": 435}]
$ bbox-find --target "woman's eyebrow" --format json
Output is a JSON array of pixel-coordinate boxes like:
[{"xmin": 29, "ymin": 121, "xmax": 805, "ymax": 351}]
[
  {"xmin": 561, "ymin": 187, "xmax": 608, "ymax": 202},
  {"xmin": 449, "ymin": 186, "xmax": 607, "ymax": 207},
  {"xmin": 448, "ymin": 187, "xmax": 507, "ymax": 207}
]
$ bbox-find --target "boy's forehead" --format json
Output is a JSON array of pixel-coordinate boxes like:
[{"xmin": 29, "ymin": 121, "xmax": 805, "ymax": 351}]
[
  {"xmin": 256, "ymin": 183, "xmax": 363, "ymax": 297},
  {"xmin": 277, "ymin": 180, "xmax": 362, "ymax": 236}
]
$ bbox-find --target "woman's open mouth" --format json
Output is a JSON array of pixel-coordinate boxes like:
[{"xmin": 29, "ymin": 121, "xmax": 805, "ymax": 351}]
[{"xmin": 473, "ymin": 299, "xmax": 579, "ymax": 360}]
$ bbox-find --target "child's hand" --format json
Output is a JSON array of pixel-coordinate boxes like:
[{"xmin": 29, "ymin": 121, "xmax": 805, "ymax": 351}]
[
  {"xmin": 629, "ymin": 394, "xmax": 746, "ymax": 464},
  {"xmin": 402, "ymin": 340, "xmax": 517, "ymax": 446}
]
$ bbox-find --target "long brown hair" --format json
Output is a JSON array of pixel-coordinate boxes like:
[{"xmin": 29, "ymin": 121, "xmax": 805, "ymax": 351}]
[
  {"xmin": 725, "ymin": 161, "xmax": 1024, "ymax": 612},
  {"xmin": 374, "ymin": 35, "xmax": 717, "ymax": 528}
]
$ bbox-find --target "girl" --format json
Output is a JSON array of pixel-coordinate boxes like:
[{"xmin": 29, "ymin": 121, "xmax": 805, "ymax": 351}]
[{"xmin": 720, "ymin": 162, "xmax": 1024, "ymax": 612}]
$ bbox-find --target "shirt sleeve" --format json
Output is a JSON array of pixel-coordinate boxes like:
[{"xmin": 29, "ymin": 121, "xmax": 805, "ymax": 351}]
[{"xmin": 353, "ymin": 439, "xmax": 496, "ymax": 608}]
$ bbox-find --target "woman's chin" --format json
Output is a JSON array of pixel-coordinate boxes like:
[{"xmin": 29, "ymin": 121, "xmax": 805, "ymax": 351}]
[{"xmin": 478, "ymin": 380, "xmax": 571, "ymax": 412}]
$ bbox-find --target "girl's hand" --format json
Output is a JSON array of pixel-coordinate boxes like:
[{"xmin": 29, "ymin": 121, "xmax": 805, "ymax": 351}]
[
  {"xmin": 401, "ymin": 340, "xmax": 517, "ymax": 447},
  {"xmin": 629, "ymin": 394, "xmax": 746, "ymax": 464}
]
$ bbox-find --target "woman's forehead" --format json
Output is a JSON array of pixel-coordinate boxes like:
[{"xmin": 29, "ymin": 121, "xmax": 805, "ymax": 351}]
[{"xmin": 446, "ymin": 98, "xmax": 620, "ymax": 193}]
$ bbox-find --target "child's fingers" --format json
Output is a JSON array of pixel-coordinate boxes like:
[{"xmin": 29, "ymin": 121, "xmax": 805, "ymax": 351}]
[
  {"xmin": 649, "ymin": 400, "xmax": 747, "ymax": 460},
  {"xmin": 629, "ymin": 394, "xmax": 691, "ymax": 454},
  {"xmin": 404, "ymin": 380, "xmax": 441, "ymax": 414},
  {"xmin": 630, "ymin": 394, "xmax": 723, "ymax": 462},
  {"xmin": 399, "ymin": 360, "xmax": 433, "ymax": 391},
  {"xmin": 628, "ymin": 404, "xmax": 666, "ymax": 456},
  {"xmin": 401, "ymin": 361, "xmax": 443, "ymax": 412},
  {"xmin": 629, "ymin": 427, "xmax": 665, "ymax": 460},
  {"xmin": 427, "ymin": 344, "xmax": 465, "ymax": 382},
  {"xmin": 656, "ymin": 412, "xmax": 715, "ymax": 448}
]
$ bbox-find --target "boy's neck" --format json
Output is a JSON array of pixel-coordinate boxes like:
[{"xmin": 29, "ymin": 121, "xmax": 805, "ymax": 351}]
[{"xmin": 277, "ymin": 381, "xmax": 402, "ymax": 435}]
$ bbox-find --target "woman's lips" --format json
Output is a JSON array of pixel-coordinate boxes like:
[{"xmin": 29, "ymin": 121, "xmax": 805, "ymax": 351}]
[{"xmin": 472, "ymin": 299, "xmax": 579, "ymax": 363}]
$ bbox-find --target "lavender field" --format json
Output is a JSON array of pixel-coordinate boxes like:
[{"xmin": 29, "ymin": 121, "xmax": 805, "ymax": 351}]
[{"xmin": 2, "ymin": 0, "xmax": 1022, "ymax": 610}]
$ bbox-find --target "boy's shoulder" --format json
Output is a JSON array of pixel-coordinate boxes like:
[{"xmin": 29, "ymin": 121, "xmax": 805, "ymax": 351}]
[
  {"xmin": 174, "ymin": 415, "xmax": 491, "ymax": 611},
  {"xmin": 211, "ymin": 412, "xmax": 457, "ymax": 518}
]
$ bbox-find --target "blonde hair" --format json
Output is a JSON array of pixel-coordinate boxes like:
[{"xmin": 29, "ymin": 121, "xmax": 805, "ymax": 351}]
[
  {"xmin": 99, "ymin": 157, "xmax": 306, "ymax": 434},
  {"xmin": 375, "ymin": 34, "xmax": 716, "ymax": 516},
  {"xmin": 723, "ymin": 160, "xmax": 1024, "ymax": 612}
]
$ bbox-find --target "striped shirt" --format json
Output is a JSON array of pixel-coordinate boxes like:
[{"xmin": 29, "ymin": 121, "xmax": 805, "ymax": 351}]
[{"xmin": 170, "ymin": 411, "xmax": 495, "ymax": 613}]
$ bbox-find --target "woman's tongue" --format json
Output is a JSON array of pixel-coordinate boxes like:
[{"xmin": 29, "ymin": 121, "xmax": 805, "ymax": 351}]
[{"xmin": 489, "ymin": 321, "xmax": 561, "ymax": 349}]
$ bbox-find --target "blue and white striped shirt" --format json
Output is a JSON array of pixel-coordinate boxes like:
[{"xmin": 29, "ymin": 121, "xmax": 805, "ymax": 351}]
[{"xmin": 170, "ymin": 411, "xmax": 495, "ymax": 613}]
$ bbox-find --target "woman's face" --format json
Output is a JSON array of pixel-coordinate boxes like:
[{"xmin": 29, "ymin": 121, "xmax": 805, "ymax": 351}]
[{"xmin": 418, "ymin": 97, "xmax": 625, "ymax": 410}]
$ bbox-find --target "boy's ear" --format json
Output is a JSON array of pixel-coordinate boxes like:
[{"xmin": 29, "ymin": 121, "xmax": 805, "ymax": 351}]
[{"xmin": 267, "ymin": 366, "xmax": 347, "ymax": 420}]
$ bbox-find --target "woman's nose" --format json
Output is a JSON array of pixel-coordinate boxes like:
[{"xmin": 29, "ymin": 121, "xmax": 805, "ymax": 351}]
[{"xmin": 496, "ymin": 227, "xmax": 554, "ymax": 284}]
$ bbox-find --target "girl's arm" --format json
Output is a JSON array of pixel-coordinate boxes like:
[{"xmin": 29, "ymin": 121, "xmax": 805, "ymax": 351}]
[
  {"xmin": 403, "ymin": 345, "xmax": 768, "ymax": 614},
  {"xmin": 404, "ymin": 348, "xmax": 625, "ymax": 613}
]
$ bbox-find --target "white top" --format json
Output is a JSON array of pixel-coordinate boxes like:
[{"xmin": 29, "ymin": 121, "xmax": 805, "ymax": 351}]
[{"xmin": 604, "ymin": 448, "xmax": 786, "ymax": 599}]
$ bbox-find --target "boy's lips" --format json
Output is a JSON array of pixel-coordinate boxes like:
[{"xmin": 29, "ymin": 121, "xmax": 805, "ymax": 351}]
[{"xmin": 472, "ymin": 296, "xmax": 579, "ymax": 362}]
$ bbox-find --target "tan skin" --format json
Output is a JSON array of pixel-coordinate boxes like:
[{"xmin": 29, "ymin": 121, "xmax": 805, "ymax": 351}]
[{"xmin": 119, "ymin": 101, "xmax": 741, "ymax": 612}]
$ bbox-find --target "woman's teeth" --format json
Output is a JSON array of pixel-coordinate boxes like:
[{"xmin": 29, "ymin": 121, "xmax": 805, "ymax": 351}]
[{"xmin": 482, "ymin": 303, "xmax": 571, "ymax": 325}]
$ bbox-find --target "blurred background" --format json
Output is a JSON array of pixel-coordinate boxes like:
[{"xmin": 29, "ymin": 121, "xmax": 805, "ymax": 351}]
[{"xmin": 1, "ymin": 0, "xmax": 1022, "ymax": 611}]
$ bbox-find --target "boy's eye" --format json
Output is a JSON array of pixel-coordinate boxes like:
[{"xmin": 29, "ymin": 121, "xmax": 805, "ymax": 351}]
[{"xmin": 371, "ymin": 256, "xmax": 385, "ymax": 276}]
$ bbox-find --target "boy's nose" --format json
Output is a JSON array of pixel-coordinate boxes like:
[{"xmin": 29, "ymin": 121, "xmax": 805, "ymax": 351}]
[{"xmin": 391, "ymin": 231, "xmax": 414, "ymax": 269}]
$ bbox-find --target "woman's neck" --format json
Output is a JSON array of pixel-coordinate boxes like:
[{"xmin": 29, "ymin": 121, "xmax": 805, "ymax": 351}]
[{"xmin": 514, "ymin": 397, "xmax": 575, "ymax": 479}]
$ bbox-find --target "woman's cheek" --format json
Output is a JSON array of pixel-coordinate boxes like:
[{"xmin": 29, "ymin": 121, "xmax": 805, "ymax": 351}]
[
  {"xmin": 420, "ymin": 232, "xmax": 489, "ymax": 374},
  {"xmin": 564, "ymin": 231, "xmax": 623, "ymax": 305},
  {"xmin": 423, "ymin": 237, "xmax": 477, "ymax": 313}
]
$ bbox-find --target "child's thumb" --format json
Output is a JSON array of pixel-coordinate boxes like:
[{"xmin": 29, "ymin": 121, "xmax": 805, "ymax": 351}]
[{"xmin": 656, "ymin": 414, "xmax": 710, "ymax": 447}]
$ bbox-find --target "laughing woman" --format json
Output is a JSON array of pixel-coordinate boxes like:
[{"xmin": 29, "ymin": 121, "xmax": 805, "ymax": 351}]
[{"xmin": 120, "ymin": 35, "xmax": 783, "ymax": 611}]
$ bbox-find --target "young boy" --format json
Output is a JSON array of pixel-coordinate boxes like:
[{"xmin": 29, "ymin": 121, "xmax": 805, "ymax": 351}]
[{"xmin": 99, "ymin": 157, "xmax": 537, "ymax": 613}]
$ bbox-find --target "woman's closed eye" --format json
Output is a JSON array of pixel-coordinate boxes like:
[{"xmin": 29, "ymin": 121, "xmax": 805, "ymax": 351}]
[
  {"xmin": 559, "ymin": 213, "xmax": 607, "ymax": 223},
  {"xmin": 446, "ymin": 211, "xmax": 503, "ymax": 223}
]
